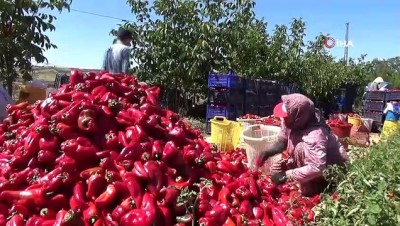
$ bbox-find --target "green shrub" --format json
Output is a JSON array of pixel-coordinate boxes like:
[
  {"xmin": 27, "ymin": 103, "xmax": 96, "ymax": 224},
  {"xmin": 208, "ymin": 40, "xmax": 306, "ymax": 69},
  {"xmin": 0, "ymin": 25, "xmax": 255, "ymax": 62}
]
[{"xmin": 314, "ymin": 138, "xmax": 400, "ymax": 226}]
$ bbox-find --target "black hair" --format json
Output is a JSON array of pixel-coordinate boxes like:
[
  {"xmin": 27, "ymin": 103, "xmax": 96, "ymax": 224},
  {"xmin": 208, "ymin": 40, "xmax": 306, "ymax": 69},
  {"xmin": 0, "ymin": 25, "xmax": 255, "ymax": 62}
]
[{"xmin": 117, "ymin": 28, "xmax": 133, "ymax": 41}]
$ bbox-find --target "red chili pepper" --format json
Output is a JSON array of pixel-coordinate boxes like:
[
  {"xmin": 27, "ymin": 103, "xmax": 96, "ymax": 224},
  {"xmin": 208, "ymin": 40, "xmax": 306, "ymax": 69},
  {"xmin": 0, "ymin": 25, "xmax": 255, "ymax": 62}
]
[
  {"xmin": 123, "ymin": 173, "xmax": 144, "ymax": 208},
  {"xmin": 91, "ymin": 86, "xmax": 108, "ymax": 99},
  {"xmin": 55, "ymin": 122, "xmax": 77, "ymax": 140},
  {"xmin": 253, "ymin": 207, "xmax": 264, "ymax": 220},
  {"xmin": 143, "ymin": 161, "xmax": 164, "ymax": 196},
  {"xmin": 0, "ymin": 188, "xmax": 47, "ymax": 206},
  {"xmin": 162, "ymin": 141, "xmax": 185, "ymax": 169},
  {"xmin": 239, "ymin": 200, "xmax": 253, "ymax": 216},
  {"xmin": 23, "ymin": 131, "xmax": 41, "ymax": 157},
  {"xmin": 120, "ymin": 210, "xmax": 150, "ymax": 226},
  {"xmin": 222, "ymin": 217, "xmax": 236, "ymax": 226},
  {"xmin": 102, "ymin": 131, "xmax": 119, "ymax": 150},
  {"xmin": 235, "ymin": 186, "xmax": 251, "ymax": 199},
  {"xmin": 95, "ymin": 184, "xmax": 118, "ymax": 208},
  {"xmin": 83, "ymin": 202, "xmax": 98, "ymax": 225},
  {"xmin": 205, "ymin": 203, "xmax": 230, "ymax": 225},
  {"xmin": 77, "ymin": 109, "xmax": 98, "ymax": 133},
  {"xmin": 7, "ymin": 214, "xmax": 25, "ymax": 226},
  {"xmin": 111, "ymin": 205, "xmax": 129, "ymax": 223},
  {"xmin": 216, "ymin": 160, "xmax": 240, "ymax": 175},
  {"xmin": 40, "ymin": 208, "xmax": 57, "ymax": 220},
  {"xmin": 86, "ymin": 173, "xmax": 107, "ymax": 200},
  {"xmin": 125, "ymin": 125, "xmax": 148, "ymax": 143},
  {"xmin": 141, "ymin": 193, "xmax": 157, "ymax": 223},
  {"xmin": 132, "ymin": 161, "xmax": 149, "ymax": 179},
  {"xmin": 42, "ymin": 175, "xmax": 63, "ymax": 193},
  {"xmin": 69, "ymin": 182, "xmax": 87, "ymax": 211},
  {"xmin": 272, "ymin": 206, "xmax": 293, "ymax": 226},
  {"xmin": 159, "ymin": 186, "xmax": 181, "ymax": 207},
  {"xmin": 118, "ymin": 142, "xmax": 144, "ymax": 162}
]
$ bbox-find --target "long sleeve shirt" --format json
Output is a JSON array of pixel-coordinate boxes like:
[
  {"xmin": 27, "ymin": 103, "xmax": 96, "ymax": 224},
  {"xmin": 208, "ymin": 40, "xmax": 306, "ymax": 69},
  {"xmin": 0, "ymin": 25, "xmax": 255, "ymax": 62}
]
[{"xmin": 102, "ymin": 41, "xmax": 131, "ymax": 74}]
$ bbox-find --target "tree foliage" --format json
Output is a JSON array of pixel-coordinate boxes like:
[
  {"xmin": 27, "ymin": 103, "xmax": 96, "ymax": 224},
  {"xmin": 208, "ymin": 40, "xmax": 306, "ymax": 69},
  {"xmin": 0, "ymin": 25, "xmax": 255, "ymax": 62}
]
[
  {"xmin": 368, "ymin": 57, "xmax": 400, "ymax": 88},
  {"xmin": 0, "ymin": 0, "xmax": 71, "ymax": 95},
  {"xmin": 117, "ymin": 0, "xmax": 371, "ymax": 114}
]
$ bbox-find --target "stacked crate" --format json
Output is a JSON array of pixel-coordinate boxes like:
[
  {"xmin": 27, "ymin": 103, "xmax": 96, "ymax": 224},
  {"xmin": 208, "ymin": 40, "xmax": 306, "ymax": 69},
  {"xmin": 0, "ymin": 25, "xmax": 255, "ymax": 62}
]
[
  {"xmin": 244, "ymin": 79, "xmax": 285, "ymax": 116},
  {"xmin": 205, "ymin": 71, "xmax": 244, "ymax": 133},
  {"xmin": 363, "ymin": 91, "xmax": 400, "ymax": 130}
]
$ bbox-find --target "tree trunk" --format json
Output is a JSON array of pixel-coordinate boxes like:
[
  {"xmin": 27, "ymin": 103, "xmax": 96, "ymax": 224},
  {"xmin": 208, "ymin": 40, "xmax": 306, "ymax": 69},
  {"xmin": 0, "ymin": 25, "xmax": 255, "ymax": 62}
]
[{"xmin": 6, "ymin": 77, "xmax": 13, "ymax": 97}]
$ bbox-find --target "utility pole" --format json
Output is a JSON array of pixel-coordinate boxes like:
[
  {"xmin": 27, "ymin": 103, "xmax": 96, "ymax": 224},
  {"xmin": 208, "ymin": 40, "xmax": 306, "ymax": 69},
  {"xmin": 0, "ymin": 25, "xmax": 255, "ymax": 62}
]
[{"xmin": 344, "ymin": 22, "xmax": 349, "ymax": 66}]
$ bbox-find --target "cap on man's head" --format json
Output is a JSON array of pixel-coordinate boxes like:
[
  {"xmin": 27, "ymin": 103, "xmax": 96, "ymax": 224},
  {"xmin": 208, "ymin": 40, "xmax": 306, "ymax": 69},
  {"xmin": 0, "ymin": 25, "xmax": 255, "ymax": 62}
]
[{"xmin": 117, "ymin": 28, "xmax": 133, "ymax": 40}]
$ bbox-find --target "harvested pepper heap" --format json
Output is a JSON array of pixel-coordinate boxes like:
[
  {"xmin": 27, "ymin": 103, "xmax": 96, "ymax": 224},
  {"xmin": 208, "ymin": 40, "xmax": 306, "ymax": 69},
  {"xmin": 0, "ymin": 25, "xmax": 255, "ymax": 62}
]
[{"xmin": 0, "ymin": 70, "xmax": 319, "ymax": 226}]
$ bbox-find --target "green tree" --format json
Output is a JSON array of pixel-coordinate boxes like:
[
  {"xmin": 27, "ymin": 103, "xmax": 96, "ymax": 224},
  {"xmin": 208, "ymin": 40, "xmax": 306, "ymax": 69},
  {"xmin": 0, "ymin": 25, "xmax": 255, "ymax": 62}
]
[{"xmin": 0, "ymin": 0, "xmax": 71, "ymax": 95}]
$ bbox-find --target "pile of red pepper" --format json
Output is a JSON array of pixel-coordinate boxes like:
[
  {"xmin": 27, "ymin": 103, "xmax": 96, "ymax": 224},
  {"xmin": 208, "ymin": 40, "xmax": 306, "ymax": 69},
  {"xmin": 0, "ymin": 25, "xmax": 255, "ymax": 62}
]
[
  {"xmin": 262, "ymin": 116, "xmax": 281, "ymax": 127},
  {"xmin": 327, "ymin": 119, "xmax": 352, "ymax": 128},
  {"xmin": 0, "ymin": 70, "xmax": 319, "ymax": 226},
  {"xmin": 238, "ymin": 114, "xmax": 260, "ymax": 120}
]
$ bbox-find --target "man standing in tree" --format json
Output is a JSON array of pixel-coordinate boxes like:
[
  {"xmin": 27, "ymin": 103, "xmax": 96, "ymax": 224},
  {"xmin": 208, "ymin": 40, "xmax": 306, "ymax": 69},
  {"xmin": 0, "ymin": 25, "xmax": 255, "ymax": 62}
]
[{"xmin": 102, "ymin": 28, "xmax": 133, "ymax": 74}]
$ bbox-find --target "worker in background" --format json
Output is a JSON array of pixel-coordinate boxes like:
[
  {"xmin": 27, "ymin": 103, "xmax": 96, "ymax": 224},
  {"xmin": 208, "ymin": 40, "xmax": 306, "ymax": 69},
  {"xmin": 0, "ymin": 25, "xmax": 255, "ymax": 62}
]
[
  {"xmin": 381, "ymin": 101, "xmax": 400, "ymax": 139},
  {"xmin": 255, "ymin": 93, "xmax": 349, "ymax": 196},
  {"xmin": 102, "ymin": 28, "xmax": 133, "ymax": 74}
]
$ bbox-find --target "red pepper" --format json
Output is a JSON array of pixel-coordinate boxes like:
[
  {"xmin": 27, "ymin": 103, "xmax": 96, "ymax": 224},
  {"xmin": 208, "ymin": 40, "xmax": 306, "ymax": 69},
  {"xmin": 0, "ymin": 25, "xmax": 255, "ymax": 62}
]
[
  {"xmin": 102, "ymin": 131, "xmax": 119, "ymax": 150},
  {"xmin": 6, "ymin": 101, "xmax": 29, "ymax": 114},
  {"xmin": 143, "ymin": 161, "xmax": 164, "ymax": 196},
  {"xmin": 118, "ymin": 142, "xmax": 144, "ymax": 162},
  {"xmin": 123, "ymin": 173, "xmax": 144, "ymax": 208},
  {"xmin": 55, "ymin": 123, "xmax": 77, "ymax": 140},
  {"xmin": 86, "ymin": 173, "xmax": 107, "ymax": 200},
  {"xmin": 205, "ymin": 203, "xmax": 230, "ymax": 225},
  {"xmin": 222, "ymin": 217, "xmax": 236, "ymax": 226},
  {"xmin": 69, "ymin": 182, "xmax": 87, "ymax": 211},
  {"xmin": 253, "ymin": 207, "xmax": 264, "ymax": 220},
  {"xmin": 9, "ymin": 168, "xmax": 31, "ymax": 187},
  {"xmin": 141, "ymin": 193, "xmax": 156, "ymax": 223},
  {"xmin": 23, "ymin": 131, "xmax": 41, "ymax": 157},
  {"xmin": 70, "ymin": 69, "xmax": 84, "ymax": 86},
  {"xmin": 83, "ymin": 202, "xmax": 98, "ymax": 225},
  {"xmin": 159, "ymin": 186, "xmax": 180, "ymax": 207},
  {"xmin": 239, "ymin": 200, "xmax": 253, "ymax": 216},
  {"xmin": 132, "ymin": 161, "xmax": 149, "ymax": 179},
  {"xmin": 47, "ymin": 194, "xmax": 68, "ymax": 211},
  {"xmin": 78, "ymin": 109, "xmax": 98, "ymax": 133},
  {"xmin": 42, "ymin": 175, "xmax": 63, "ymax": 193},
  {"xmin": 38, "ymin": 134, "xmax": 59, "ymax": 153},
  {"xmin": 120, "ymin": 210, "xmax": 150, "ymax": 226},
  {"xmin": 0, "ymin": 188, "xmax": 47, "ymax": 206},
  {"xmin": 40, "ymin": 208, "xmax": 57, "ymax": 220},
  {"xmin": 151, "ymin": 140, "xmax": 164, "ymax": 160},
  {"xmin": 7, "ymin": 214, "xmax": 25, "ymax": 226},
  {"xmin": 235, "ymin": 186, "xmax": 251, "ymax": 199},
  {"xmin": 162, "ymin": 141, "xmax": 186, "ymax": 169},
  {"xmin": 216, "ymin": 160, "xmax": 240, "ymax": 175},
  {"xmin": 125, "ymin": 125, "xmax": 148, "ymax": 143},
  {"xmin": 272, "ymin": 207, "xmax": 293, "ymax": 226},
  {"xmin": 91, "ymin": 86, "xmax": 108, "ymax": 99},
  {"xmin": 95, "ymin": 184, "xmax": 118, "ymax": 208},
  {"xmin": 118, "ymin": 131, "xmax": 129, "ymax": 147},
  {"xmin": 80, "ymin": 167, "xmax": 104, "ymax": 179}
]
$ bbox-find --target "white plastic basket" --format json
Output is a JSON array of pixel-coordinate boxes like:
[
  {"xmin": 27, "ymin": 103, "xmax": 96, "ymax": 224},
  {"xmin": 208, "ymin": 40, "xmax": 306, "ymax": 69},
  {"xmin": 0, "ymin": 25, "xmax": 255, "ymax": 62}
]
[
  {"xmin": 241, "ymin": 124, "xmax": 281, "ymax": 170},
  {"xmin": 236, "ymin": 117, "xmax": 266, "ymax": 129}
]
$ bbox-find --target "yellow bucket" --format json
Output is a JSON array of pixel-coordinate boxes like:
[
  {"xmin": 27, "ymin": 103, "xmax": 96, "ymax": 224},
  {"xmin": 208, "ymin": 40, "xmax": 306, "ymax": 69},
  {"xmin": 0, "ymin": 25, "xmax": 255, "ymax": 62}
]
[
  {"xmin": 348, "ymin": 115, "xmax": 362, "ymax": 127},
  {"xmin": 210, "ymin": 116, "xmax": 242, "ymax": 152},
  {"xmin": 381, "ymin": 120, "xmax": 400, "ymax": 139}
]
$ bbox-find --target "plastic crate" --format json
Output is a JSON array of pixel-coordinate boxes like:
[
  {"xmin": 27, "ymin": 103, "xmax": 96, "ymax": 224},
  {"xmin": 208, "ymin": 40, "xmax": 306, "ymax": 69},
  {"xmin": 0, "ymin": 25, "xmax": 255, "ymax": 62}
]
[
  {"xmin": 364, "ymin": 111, "xmax": 384, "ymax": 123},
  {"xmin": 245, "ymin": 79, "xmax": 258, "ymax": 91},
  {"xmin": 208, "ymin": 71, "xmax": 243, "ymax": 89},
  {"xmin": 386, "ymin": 91, "xmax": 400, "ymax": 101},
  {"xmin": 245, "ymin": 105, "xmax": 259, "ymax": 115},
  {"xmin": 259, "ymin": 106, "xmax": 274, "ymax": 116},
  {"xmin": 206, "ymin": 104, "xmax": 241, "ymax": 120},
  {"xmin": 209, "ymin": 117, "xmax": 243, "ymax": 152},
  {"xmin": 245, "ymin": 90, "xmax": 259, "ymax": 106},
  {"xmin": 258, "ymin": 80, "xmax": 279, "ymax": 92},
  {"xmin": 258, "ymin": 93, "xmax": 280, "ymax": 106},
  {"xmin": 207, "ymin": 88, "xmax": 243, "ymax": 105},
  {"xmin": 365, "ymin": 91, "xmax": 386, "ymax": 101},
  {"xmin": 364, "ymin": 101, "xmax": 385, "ymax": 111}
]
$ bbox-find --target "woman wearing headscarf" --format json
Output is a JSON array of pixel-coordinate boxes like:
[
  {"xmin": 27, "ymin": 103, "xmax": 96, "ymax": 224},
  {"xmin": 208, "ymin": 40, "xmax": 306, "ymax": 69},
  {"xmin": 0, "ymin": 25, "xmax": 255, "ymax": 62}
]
[{"xmin": 256, "ymin": 94, "xmax": 349, "ymax": 196}]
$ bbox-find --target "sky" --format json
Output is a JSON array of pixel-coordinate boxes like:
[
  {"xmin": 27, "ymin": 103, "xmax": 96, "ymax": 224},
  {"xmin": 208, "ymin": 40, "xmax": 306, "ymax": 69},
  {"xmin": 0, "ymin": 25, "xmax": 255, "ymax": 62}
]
[{"xmin": 42, "ymin": 0, "xmax": 400, "ymax": 69}]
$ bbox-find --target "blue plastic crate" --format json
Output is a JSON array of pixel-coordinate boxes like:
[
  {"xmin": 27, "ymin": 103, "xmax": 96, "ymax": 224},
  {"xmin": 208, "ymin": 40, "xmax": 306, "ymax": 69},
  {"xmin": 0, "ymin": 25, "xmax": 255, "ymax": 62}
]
[
  {"xmin": 245, "ymin": 105, "xmax": 259, "ymax": 115},
  {"xmin": 259, "ymin": 105, "xmax": 274, "ymax": 117},
  {"xmin": 245, "ymin": 90, "xmax": 259, "ymax": 106},
  {"xmin": 206, "ymin": 105, "xmax": 238, "ymax": 120},
  {"xmin": 258, "ymin": 92, "xmax": 280, "ymax": 106},
  {"xmin": 208, "ymin": 71, "xmax": 243, "ymax": 89},
  {"xmin": 207, "ymin": 88, "xmax": 244, "ymax": 105}
]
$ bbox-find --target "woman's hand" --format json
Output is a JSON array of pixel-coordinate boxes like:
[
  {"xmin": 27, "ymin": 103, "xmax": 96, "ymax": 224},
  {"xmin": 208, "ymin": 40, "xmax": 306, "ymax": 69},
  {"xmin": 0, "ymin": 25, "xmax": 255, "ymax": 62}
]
[{"xmin": 270, "ymin": 158, "xmax": 285, "ymax": 174}]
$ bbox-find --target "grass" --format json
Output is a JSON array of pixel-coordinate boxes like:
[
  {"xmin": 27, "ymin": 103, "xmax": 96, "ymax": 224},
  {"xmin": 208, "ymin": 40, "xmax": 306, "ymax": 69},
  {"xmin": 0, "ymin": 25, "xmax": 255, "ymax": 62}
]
[{"xmin": 314, "ymin": 135, "xmax": 400, "ymax": 226}]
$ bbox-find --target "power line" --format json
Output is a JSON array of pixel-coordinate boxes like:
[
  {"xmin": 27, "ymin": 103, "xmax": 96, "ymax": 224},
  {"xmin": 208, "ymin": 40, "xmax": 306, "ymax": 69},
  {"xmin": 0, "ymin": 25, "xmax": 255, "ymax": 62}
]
[{"xmin": 70, "ymin": 8, "xmax": 134, "ymax": 22}]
